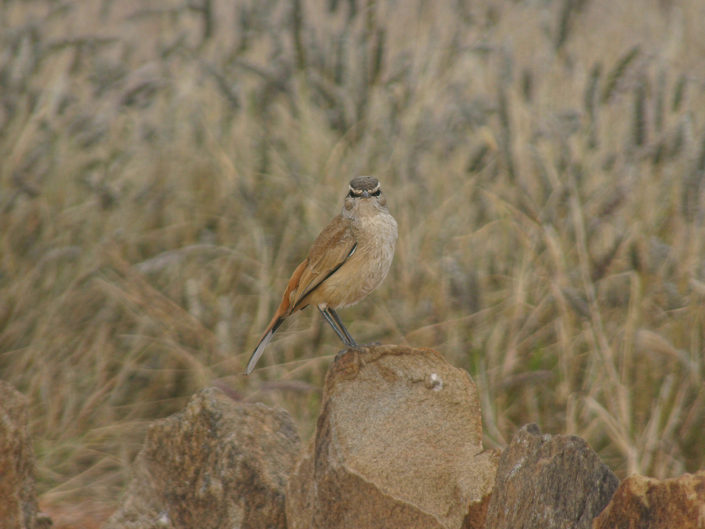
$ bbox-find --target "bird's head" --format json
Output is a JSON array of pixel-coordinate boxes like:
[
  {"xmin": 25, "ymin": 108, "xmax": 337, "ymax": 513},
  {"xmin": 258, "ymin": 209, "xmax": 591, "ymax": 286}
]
[{"xmin": 344, "ymin": 176, "xmax": 388, "ymax": 214}]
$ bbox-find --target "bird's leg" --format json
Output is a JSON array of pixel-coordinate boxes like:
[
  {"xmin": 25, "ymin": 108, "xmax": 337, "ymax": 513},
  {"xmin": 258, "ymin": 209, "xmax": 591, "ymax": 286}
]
[
  {"xmin": 327, "ymin": 307, "xmax": 358, "ymax": 347},
  {"xmin": 318, "ymin": 306, "xmax": 352, "ymax": 346},
  {"xmin": 317, "ymin": 306, "xmax": 357, "ymax": 347}
]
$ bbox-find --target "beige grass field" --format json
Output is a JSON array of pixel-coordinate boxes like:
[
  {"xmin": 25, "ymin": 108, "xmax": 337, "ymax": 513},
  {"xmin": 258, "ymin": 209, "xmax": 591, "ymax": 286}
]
[{"xmin": 2, "ymin": 0, "xmax": 705, "ymax": 523}]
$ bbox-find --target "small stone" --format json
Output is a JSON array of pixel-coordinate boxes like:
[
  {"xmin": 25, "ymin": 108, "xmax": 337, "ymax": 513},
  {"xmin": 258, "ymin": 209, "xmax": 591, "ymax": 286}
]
[
  {"xmin": 593, "ymin": 470, "xmax": 705, "ymax": 529},
  {"xmin": 485, "ymin": 424, "xmax": 618, "ymax": 529},
  {"xmin": 0, "ymin": 380, "xmax": 41, "ymax": 529},
  {"xmin": 103, "ymin": 387, "xmax": 300, "ymax": 529}
]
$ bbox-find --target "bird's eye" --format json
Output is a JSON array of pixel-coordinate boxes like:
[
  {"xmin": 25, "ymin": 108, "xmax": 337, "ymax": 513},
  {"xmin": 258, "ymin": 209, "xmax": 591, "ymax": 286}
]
[{"xmin": 371, "ymin": 190, "xmax": 381, "ymax": 197}]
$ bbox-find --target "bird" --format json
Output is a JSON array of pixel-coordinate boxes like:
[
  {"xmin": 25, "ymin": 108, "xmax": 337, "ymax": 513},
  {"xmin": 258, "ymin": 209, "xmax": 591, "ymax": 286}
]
[{"xmin": 244, "ymin": 176, "xmax": 398, "ymax": 374}]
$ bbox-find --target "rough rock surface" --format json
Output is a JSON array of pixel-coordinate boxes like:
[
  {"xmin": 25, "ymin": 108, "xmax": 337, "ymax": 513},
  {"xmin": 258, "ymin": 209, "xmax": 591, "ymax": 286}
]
[
  {"xmin": 461, "ymin": 493, "xmax": 492, "ymax": 529},
  {"xmin": 485, "ymin": 424, "xmax": 619, "ymax": 529},
  {"xmin": 103, "ymin": 387, "xmax": 300, "ymax": 529},
  {"xmin": 0, "ymin": 380, "xmax": 39, "ymax": 529},
  {"xmin": 286, "ymin": 344, "xmax": 498, "ymax": 529},
  {"xmin": 593, "ymin": 470, "xmax": 705, "ymax": 529}
]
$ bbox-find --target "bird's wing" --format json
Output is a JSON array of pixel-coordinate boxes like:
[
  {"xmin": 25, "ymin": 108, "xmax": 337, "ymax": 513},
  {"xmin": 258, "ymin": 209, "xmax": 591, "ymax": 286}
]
[
  {"xmin": 243, "ymin": 215, "xmax": 355, "ymax": 374},
  {"xmin": 288, "ymin": 215, "xmax": 357, "ymax": 311}
]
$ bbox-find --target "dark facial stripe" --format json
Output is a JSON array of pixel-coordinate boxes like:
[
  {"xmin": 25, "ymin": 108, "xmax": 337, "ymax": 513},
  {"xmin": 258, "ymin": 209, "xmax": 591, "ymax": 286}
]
[{"xmin": 347, "ymin": 184, "xmax": 382, "ymax": 198}]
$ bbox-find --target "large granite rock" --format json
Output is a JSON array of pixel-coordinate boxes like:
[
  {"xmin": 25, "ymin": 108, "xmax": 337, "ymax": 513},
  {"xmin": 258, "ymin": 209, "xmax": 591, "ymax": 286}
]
[
  {"xmin": 103, "ymin": 387, "xmax": 300, "ymax": 529},
  {"xmin": 0, "ymin": 380, "xmax": 40, "ymax": 529},
  {"xmin": 485, "ymin": 424, "xmax": 619, "ymax": 529},
  {"xmin": 593, "ymin": 470, "xmax": 705, "ymax": 529},
  {"xmin": 286, "ymin": 345, "xmax": 498, "ymax": 529}
]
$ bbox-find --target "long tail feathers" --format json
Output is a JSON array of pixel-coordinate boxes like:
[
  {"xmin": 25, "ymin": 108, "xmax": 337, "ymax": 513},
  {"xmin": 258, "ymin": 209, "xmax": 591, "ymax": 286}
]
[{"xmin": 244, "ymin": 317, "xmax": 284, "ymax": 375}]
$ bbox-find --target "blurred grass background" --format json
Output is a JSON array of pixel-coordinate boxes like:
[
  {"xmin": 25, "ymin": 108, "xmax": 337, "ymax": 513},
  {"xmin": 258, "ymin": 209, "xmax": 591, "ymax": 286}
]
[{"xmin": 2, "ymin": 0, "xmax": 705, "ymax": 520}]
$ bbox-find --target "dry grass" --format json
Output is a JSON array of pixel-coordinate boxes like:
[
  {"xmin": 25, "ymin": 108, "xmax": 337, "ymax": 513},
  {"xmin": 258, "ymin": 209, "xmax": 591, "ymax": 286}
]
[{"xmin": 2, "ymin": 0, "xmax": 705, "ymax": 517}]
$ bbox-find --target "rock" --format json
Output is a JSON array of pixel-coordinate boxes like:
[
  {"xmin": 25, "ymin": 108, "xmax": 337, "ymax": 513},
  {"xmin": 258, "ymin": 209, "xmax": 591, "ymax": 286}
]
[
  {"xmin": 0, "ymin": 380, "xmax": 40, "ymax": 529},
  {"xmin": 485, "ymin": 423, "xmax": 619, "ymax": 529},
  {"xmin": 461, "ymin": 493, "xmax": 492, "ymax": 529},
  {"xmin": 593, "ymin": 470, "xmax": 705, "ymax": 529},
  {"xmin": 103, "ymin": 387, "xmax": 300, "ymax": 529},
  {"xmin": 286, "ymin": 345, "xmax": 498, "ymax": 529}
]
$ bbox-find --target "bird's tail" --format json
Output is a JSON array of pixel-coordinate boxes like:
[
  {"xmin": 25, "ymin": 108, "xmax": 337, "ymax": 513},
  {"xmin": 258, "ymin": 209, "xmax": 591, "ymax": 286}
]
[{"xmin": 244, "ymin": 316, "xmax": 284, "ymax": 375}]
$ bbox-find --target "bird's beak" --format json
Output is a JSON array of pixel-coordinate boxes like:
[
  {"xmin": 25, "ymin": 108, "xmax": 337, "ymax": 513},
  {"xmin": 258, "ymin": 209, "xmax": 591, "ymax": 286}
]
[{"xmin": 362, "ymin": 190, "xmax": 370, "ymax": 198}]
